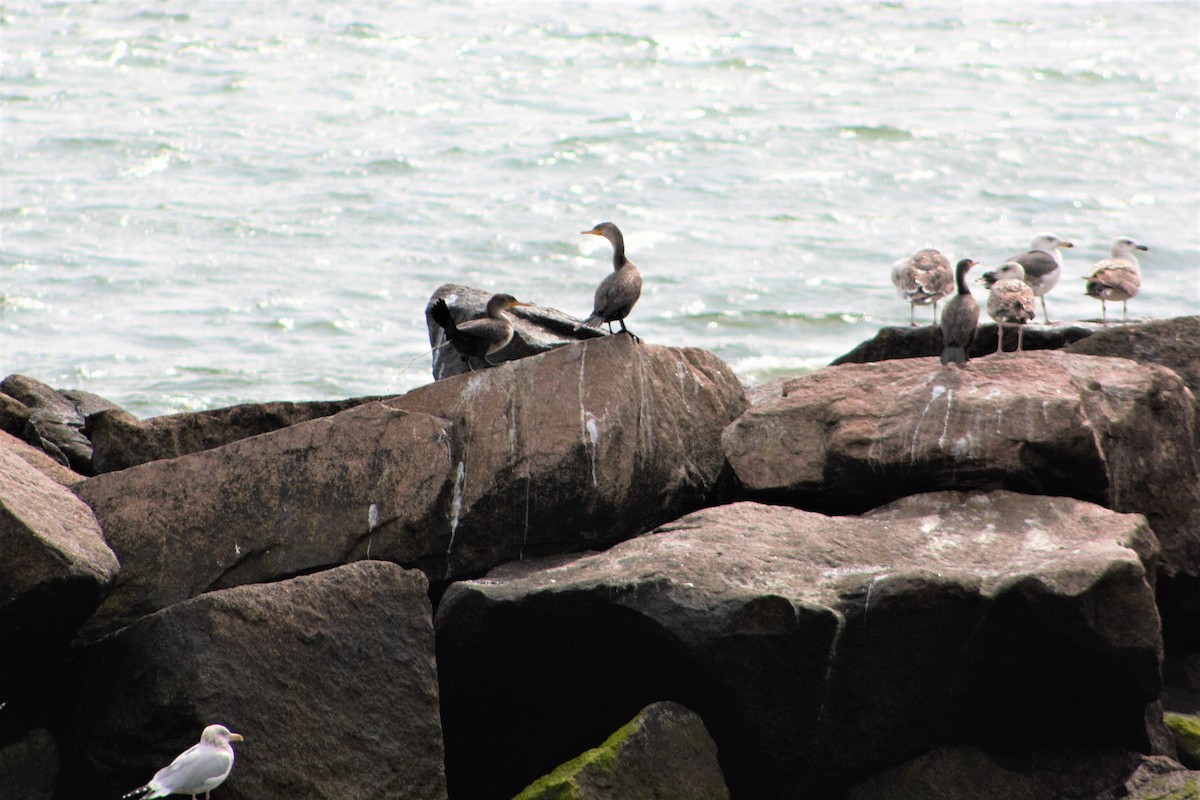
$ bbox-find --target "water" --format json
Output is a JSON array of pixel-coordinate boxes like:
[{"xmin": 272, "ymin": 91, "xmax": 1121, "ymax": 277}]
[{"xmin": 2, "ymin": 0, "xmax": 1197, "ymax": 418}]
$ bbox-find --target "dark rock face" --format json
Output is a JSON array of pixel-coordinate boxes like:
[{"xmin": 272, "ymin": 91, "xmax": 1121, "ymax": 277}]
[
  {"xmin": 88, "ymin": 396, "xmax": 387, "ymax": 473},
  {"xmin": 60, "ymin": 562, "xmax": 445, "ymax": 800},
  {"xmin": 1065, "ymin": 315, "xmax": 1200, "ymax": 396},
  {"xmin": 724, "ymin": 351, "xmax": 1200, "ymax": 579},
  {"xmin": 0, "ymin": 375, "xmax": 122, "ymax": 474},
  {"xmin": 0, "ymin": 437, "xmax": 118, "ymax": 688},
  {"xmin": 514, "ymin": 701, "xmax": 729, "ymax": 800},
  {"xmin": 74, "ymin": 336, "xmax": 745, "ymax": 640},
  {"xmin": 435, "ymin": 494, "xmax": 1161, "ymax": 799},
  {"xmin": 830, "ymin": 322, "xmax": 1099, "ymax": 366},
  {"xmin": 0, "ymin": 729, "xmax": 58, "ymax": 800},
  {"xmin": 426, "ymin": 283, "xmax": 606, "ymax": 379}
]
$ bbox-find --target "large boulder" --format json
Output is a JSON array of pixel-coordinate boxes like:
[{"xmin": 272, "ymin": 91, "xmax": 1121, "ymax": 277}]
[
  {"xmin": 434, "ymin": 493, "xmax": 1162, "ymax": 799},
  {"xmin": 75, "ymin": 336, "xmax": 745, "ymax": 639},
  {"xmin": 88, "ymin": 396, "xmax": 387, "ymax": 473},
  {"xmin": 426, "ymin": 283, "xmax": 605, "ymax": 379},
  {"xmin": 830, "ymin": 322, "xmax": 1098, "ymax": 366},
  {"xmin": 514, "ymin": 701, "xmax": 728, "ymax": 800},
  {"xmin": 0, "ymin": 436, "xmax": 118, "ymax": 687},
  {"xmin": 0, "ymin": 729, "xmax": 58, "ymax": 800},
  {"xmin": 60, "ymin": 561, "xmax": 445, "ymax": 800},
  {"xmin": 0, "ymin": 430, "xmax": 80, "ymax": 487},
  {"xmin": 723, "ymin": 351, "xmax": 1200, "ymax": 579},
  {"xmin": 1121, "ymin": 757, "xmax": 1200, "ymax": 799},
  {"xmin": 1, "ymin": 375, "xmax": 122, "ymax": 474},
  {"xmin": 1065, "ymin": 316, "xmax": 1200, "ymax": 396}
]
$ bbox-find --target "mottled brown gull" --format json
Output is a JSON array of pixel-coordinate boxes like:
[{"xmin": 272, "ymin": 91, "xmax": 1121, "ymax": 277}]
[
  {"xmin": 891, "ymin": 248, "xmax": 953, "ymax": 325},
  {"xmin": 123, "ymin": 724, "xmax": 244, "ymax": 800},
  {"xmin": 981, "ymin": 261, "xmax": 1037, "ymax": 354},
  {"xmin": 1083, "ymin": 237, "xmax": 1148, "ymax": 325}
]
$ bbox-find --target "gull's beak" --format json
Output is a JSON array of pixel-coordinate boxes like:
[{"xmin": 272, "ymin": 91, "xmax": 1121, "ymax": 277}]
[
  {"xmin": 1060, "ymin": 240, "xmax": 1075, "ymax": 248},
  {"xmin": 229, "ymin": 733, "xmax": 245, "ymax": 743},
  {"xmin": 1136, "ymin": 244, "xmax": 1149, "ymax": 251}
]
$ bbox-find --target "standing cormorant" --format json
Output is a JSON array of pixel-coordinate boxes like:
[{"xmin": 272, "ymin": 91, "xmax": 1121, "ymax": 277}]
[
  {"xmin": 580, "ymin": 222, "xmax": 643, "ymax": 341},
  {"xmin": 1005, "ymin": 233, "xmax": 1073, "ymax": 324},
  {"xmin": 940, "ymin": 259, "xmax": 980, "ymax": 366},
  {"xmin": 1083, "ymin": 237, "xmax": 1148, "ymax": 325},
  {"xmin": 981, "ymin": 261, "xmax": 1037, "ymax": 354},
  {"xmin": 891, "ymin": 248, "xmax": 953, "ymax": 326},
  {"xmin": 430, "ymin": 293, "xmax": 528, "ymax": 370}
]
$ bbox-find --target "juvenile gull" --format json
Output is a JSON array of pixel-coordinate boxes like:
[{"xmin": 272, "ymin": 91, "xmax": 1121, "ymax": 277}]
[
  {"xmin": 940, "ymin": 259, "xmax": 980, "ymax": 366},
  {"xmin": 981, "ymin": 261, "xmax": 1037, "ymax": 354},
  {"xmin": 430, "ymin": 293, "xmax": 529, "ymax": 370},
  {"xmin": 1084, "ymin": 237, "xmax": 1148, "ymax": 325},
  {"xmin": 123, "ymin": 724, "xmax": 243, "ymax": 800},
  {"xmin": 580, "ymin": 222, "xmax": 643, "ymax": 341},
  {"xmin": 1006, "ymin": 233, "xmax": 1074, "ymax": 324},
  {"xmin": 890, "ymin": 248, "xmax": 953, "ymax": 325}
]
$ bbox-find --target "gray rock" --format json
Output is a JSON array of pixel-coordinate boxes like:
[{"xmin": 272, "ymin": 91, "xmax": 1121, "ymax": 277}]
[
  {"xmin": 513, "ymin": 702, "xmax": 728, "ymax": 800},
  {"xmin": 60, "ymin": 561, "xmax": 446, "ymax": 800},
  {"xmin": 1, "ymin": 375, "xmax": 122, "ymax": 474},
  {"xmin": 426, "ymin": 283, "xmax": 605, "ymax": 379},
  {"xmin": 435, "ymin": 493, "xmax": 1161, "ymax": 799},
  {"xmin": 1121, "ymin": 756, "xmax": 1200, "ymax": 799},
  {"xmin": 1065, "ymin": 315, "xmax": 1200, "ymax": 396},
  {"xmin": 830, "ymin": 322, "xmax": 1098, "ymax": 366},
  {"xmin": 0, "ymin": 729, "xmax": 58, "ymax": 800}
]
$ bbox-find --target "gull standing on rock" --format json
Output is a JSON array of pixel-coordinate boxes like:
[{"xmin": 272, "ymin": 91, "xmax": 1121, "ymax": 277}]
[
  {"xmin": 940, "ymin": 259, "xmax": 980, "ymax": 366},
  {"xmin": 580, "ymin": 222, "xmax": 643, "ymax": 342},
  {"xmin": 123, "ymin": 724, "xmax": 244, "ymax": 800},
  {"xmin": 981, "ymin": 261, "xmax": 1037, "ymax": 354},
  {"xmin": 890, "ymin": 248, "xmax": 953, "ymax": 326},
  {"xmin": 1006, "ymin": 233, "xmax": 1074, "ymax": 324},
  {"xmin": 430, "ymin": 293, "xmax": 530, "ymax": 370},
  {"xmin": 1084, "ymin": 237, "xmax": 1148, "ymax": 325}
]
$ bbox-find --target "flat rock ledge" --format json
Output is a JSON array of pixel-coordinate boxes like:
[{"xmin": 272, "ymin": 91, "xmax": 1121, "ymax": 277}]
[{"xmin": 434, "ymin": 492, "xmax": 1162, "ymax": 799}]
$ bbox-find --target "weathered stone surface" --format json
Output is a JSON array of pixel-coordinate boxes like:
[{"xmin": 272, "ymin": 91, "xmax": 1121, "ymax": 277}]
[
  {"xmin": 1122, "ymin": 757, "xmax": 1200, "ymax": 799},
  {"xmin": 435, "ymin": 493, "xmax": 1161, "ymax": 799},
  {"xmin": 1066, "ymin": 316, "xmax": 1200, "ymax": 396},
  {"xmin": 426, "ymin": 283, "xmax": 605, "ymax": 379},
  {"xmin": 0, "ymin": 729, "xmax": 58, "ymax": 800},
  {"xmin": 73, "ymin": 402, "xmax": 454, "ymax": 640},
  {"xmin": 0, "ymin": 440, "xmax": 118, "ymax": 686},
  {"xmin": 0, "ymin": 430, "xmax": 80, "ymax": 486},
  {"xmin": 88, "ymin": 396, "xmax": 387, "ymax": 473},
  {"xmin": 842, "ymin": 745, "xmax": 1143, "ymax": 800},
  {"xmin": 75, "ymin": 336, "xmax": 744, "ymax": 640},
  {"xmin": 723, "ymin": 351, "xmax": 1200, "ymax": 578},
  {"xmin": 830, "ymin": 322, "xmax": 1098, "ymax": 366},
  {"xmin": 60, "ymin": 562, "xmax": 446, "ymax": 800},
  {"xmin": 0, "ymin": 375, "xmax": 122, "ymax": 474},
  {"xmin": 1166, "ymin": 713, "xmax": 1200, "ymax": 769},
  {"xmin": 514, "ymin": 701, "xmax": 728, "ymax": 800}
]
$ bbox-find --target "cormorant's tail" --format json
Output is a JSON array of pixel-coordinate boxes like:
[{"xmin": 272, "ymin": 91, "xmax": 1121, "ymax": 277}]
[
  {"xmin": 430, "ymin": 299, "xmax": 460, "ymax": 340},
  {"xmin": 940, "ymin": 346, "xmax": 967, "ymax": 365},
  {"xmin": 581, "ymin": 313, "xmax": 604, "ymax": 329}
]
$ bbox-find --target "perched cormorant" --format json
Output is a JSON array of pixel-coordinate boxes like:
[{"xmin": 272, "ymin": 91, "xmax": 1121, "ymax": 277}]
[
  {"xmin": 1083, "ymin": 237, "xmax": 1148, "ymax": 325},
  {"xmin": 940, "ymin": 259, "xmax": 980, "ymax": 366},
  {"xmin": 981, "ymin": 261, "xmax": 1037, "ymax": 354},
  {"xmin": 890, "ymin": 248, "xmax": 953, "ymax": 326},
  {"xmin": 580, "ymin": 222, "xmax": 643, "ymax": 341},
  {"xmin": 430, "ymin": 293, "xmax": 528, "ymax": 370},
  {"xmin": 1005, "ymin": 233, "xmax": 1073, "ymax": 324}
]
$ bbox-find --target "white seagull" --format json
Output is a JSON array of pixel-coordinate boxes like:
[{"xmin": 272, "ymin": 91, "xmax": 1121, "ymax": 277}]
[
  {"xmin": 123, "ymin": 724, "xmax": 244, "ymax": 800},
  {"xmin": 1006, "ymin": 233, "xmax": 1074, "ymax": 324}
]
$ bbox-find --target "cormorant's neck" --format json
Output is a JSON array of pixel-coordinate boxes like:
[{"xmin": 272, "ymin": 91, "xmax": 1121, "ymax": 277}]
[
  {"xmin": 608, "ymin": 233, "xmax": 627, "ymax": 270},
  {"xmin": 956, "ymin": 264, "xmax": 971, "ymax": 294}
]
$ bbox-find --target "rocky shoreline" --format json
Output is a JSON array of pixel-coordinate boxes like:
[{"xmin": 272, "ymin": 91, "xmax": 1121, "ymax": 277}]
[{"xmin": 2, "ymin": 305, "xmax": 1199, "ymax": 799}]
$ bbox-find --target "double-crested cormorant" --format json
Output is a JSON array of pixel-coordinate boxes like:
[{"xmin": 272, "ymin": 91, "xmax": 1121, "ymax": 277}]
[
  {"xmin": 430, "ymin": 293, "xmax": 528, "ymax": 370},
  {"xmin": 580, "ymin": 222, "xmax": 643, "ymax": 341},
  {"xmin": 891, "ymin": 248, "xmax": 953, "ymax": 326},
  {"xmin": 1084, "ymin": 237, "xmax": 1148, "ymax": 325},
  {"xmin": 940, "ymin": 259, "xmax": 980, "ymax": 366},
  {"xmin": 1006, "ymin": 233, "xmax": 1073, "ymax": 324},
  {"xmin": 123, "ymin": 724, "xmax": 243, "ymax": 800},
  {"xmin": 981, "ymin": 261, "xmax": 1037, "ymax": 354}
]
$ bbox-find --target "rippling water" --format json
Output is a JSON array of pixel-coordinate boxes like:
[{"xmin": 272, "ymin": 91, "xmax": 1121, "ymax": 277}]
[{"xmin": 2, "ymin": 1, "xmax": 1197, "ymax": 416}]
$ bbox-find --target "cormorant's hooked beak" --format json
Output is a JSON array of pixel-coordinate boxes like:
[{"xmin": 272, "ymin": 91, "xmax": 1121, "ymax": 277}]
[
  {"xmin": 508, "ymin": 300, "xmax": 531, "ymax": 309},
  {"xmin": 581, "ymin": 228, "xmax": 601, "ymax": 236}
]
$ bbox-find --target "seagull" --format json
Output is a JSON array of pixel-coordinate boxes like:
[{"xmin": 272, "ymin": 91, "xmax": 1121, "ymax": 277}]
[
  {"xmin": 890, "ymin": 248, "xmax": 953, "ymax": 325},
  {"xmin": 580, "ymin": 222, "xmax": 643, "ymax": 342},
  {"xmin": 123, "ymin": 724, "xmax": 244, "ymax": 800},
  {"xmin": 940, "ymin": 259, "xmax": 980, "ymax": 366},
  {"xmin": 1006, "ymin": 233, "xmax": 1074, "ymax": 323},
  {"xmin": 981, "ymin": 261, "xmax": 1037, "ymax": 354},
  {"xmin": 1084, "ymin": 237, "xmax": 1148, "ymax": 325}
]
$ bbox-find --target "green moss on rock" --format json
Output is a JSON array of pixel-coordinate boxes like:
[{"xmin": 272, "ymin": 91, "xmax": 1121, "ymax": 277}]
[
  {"xmin": 514, "ymin": 717, "xmax": 637, "ymax": 800},
  {"xmin": 1164, "ymin": 712, "xmax": 1200, "ymax": 769}
]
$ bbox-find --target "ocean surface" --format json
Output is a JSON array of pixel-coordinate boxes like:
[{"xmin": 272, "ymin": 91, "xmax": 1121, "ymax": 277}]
[{"xmin": 2, "ymin": 0, "xmax": 1197, "ymax": 418}]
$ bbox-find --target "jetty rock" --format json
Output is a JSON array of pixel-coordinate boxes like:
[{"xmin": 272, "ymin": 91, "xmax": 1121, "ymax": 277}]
[
  {"xmin": 59, "ymin": 561, "xmax": 445, "ymax": 800},
  {"xmin": 72, "ymin": 335, "xmax": 745, "ymax": 639},
  {"xmin": 434, "ymin": 493, "xmax": 1162, "ymax": 799},
  {"xmin": 724, "ymin": 350, "xmax": 1200, "ymax": 581},
  {"xmin": 426, "ymin": 283, "xmax": 606, "ymax": 379}
]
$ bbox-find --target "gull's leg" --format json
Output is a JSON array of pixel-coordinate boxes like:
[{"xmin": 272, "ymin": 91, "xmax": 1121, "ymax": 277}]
[
  {"xmin": 1040, "ymin": 295, "xmax": 1051, "ymax": 324},
  {"xmin": 1016, "ymin": 325, "xmax": 1025, "ymax": 352},
  {"xmin": 994, "ymin": 323, "xmax": 1005, "ymax": 355}
]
